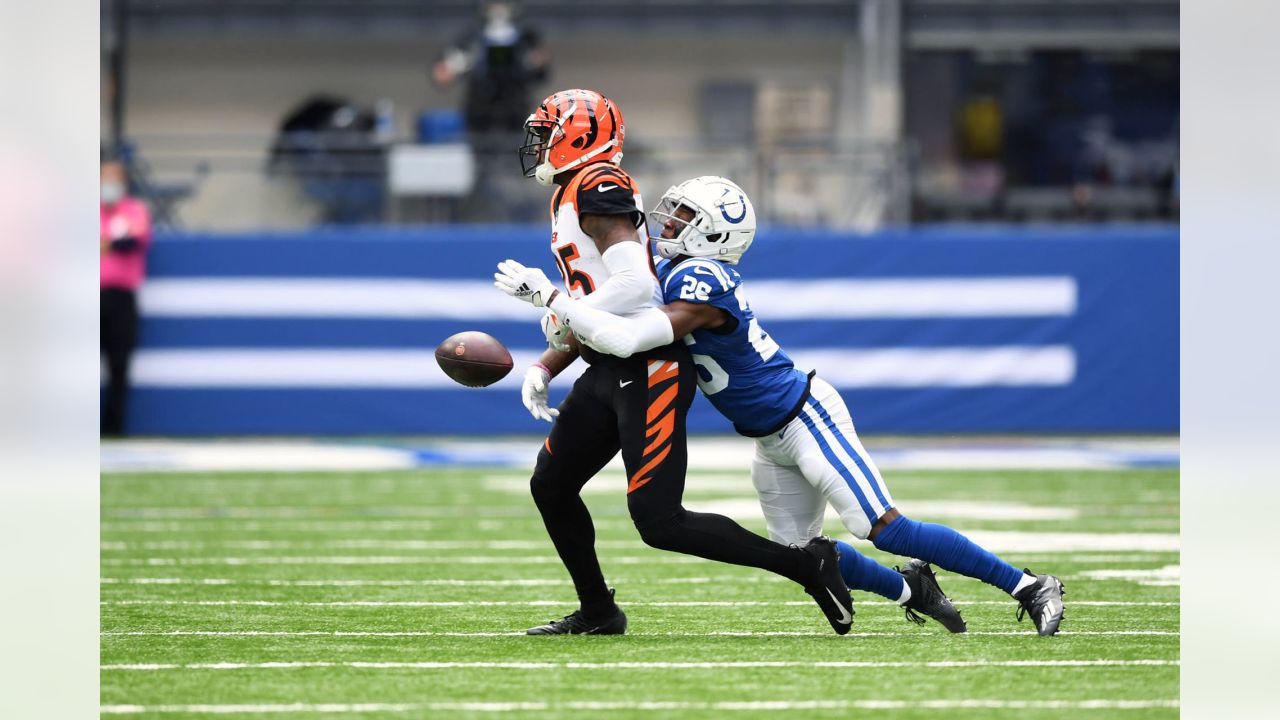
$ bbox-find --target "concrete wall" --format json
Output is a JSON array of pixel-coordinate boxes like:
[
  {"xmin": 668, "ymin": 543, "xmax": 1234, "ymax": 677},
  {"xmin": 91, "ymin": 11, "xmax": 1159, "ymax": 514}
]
[{"xmin": 120, "ymin": 32, "xmax": 848, "ymax": 228}]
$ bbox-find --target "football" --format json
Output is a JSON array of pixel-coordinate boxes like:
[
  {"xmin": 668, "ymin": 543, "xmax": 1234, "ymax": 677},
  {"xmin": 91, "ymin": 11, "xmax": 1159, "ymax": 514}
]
[{"xmin": 435, "ymin": 331, "xmax": 514, "ymax": 387}]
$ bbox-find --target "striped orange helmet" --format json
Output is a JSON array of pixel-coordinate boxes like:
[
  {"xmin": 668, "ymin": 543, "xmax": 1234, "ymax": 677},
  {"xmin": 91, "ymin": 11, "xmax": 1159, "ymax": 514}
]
[{"xmin": 520, "ymin": 89, "xmax": 626, "ymax": 186}]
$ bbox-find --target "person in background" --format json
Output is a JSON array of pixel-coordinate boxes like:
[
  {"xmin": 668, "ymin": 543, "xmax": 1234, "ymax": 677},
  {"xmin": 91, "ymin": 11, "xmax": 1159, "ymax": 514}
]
[
  {"xmin": 100, "ymin": 158, "xmax": 152, "ymax": 436},
  {"xmin": 432, "ymin": 1, "xmax": 550, "ymax": 221},
  {"xmin": 432, "ymin": 1, "xmax": 550, "ymax": 135}
]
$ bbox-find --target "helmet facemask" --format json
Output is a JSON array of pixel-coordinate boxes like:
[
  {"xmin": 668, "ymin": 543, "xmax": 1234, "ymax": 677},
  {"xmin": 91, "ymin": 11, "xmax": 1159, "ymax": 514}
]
[
  {"xmin": 519, "ymin": 114, "xmax": 566, "ymax": 187},
  {"xmin": 648, "ymin": 178, "xmax": 753, "ymax": 264},
  {"xmin": 649, "ymin": 193, "xmax": 709, "ymax": 260}
]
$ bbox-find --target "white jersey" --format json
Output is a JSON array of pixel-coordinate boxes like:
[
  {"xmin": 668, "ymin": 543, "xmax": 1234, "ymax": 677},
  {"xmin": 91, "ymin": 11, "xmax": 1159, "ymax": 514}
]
[{"xmin": 548, "ymin": 163, "xmax": 649, "ymax": 302}]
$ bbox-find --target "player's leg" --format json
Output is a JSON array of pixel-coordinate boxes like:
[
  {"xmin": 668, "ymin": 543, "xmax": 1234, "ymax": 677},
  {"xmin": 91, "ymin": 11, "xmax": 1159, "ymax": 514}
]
[
  {"xmin": 101, "ymin": 288, "xmax": 136, "ymax": 435},
  {"xmin": 749, "ymin": 443, "xmax": 908, "ymax": 604},
  {"xmin": 618, "ymin": 356, "xmax": 853, "ymax": 633},
  {"xmin": 801, "ymin": 378, "xmax": 1062, "ymax": 634},
  {"xmin": 527, "ymin": 366, "xmax": 625, "ymax": 631}
]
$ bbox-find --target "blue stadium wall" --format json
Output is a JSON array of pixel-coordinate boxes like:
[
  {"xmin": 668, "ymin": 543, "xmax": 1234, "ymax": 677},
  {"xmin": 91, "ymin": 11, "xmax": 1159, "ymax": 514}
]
[{"xmin": 123, "ymin": 225, "xmax": 1178, "ymax": 435}]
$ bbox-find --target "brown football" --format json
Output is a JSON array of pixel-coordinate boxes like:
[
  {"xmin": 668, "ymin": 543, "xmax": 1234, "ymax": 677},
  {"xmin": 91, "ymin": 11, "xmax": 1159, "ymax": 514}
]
[{"xmin": 435, "ymin": 331, "xmax": 514, "ymax": 388}]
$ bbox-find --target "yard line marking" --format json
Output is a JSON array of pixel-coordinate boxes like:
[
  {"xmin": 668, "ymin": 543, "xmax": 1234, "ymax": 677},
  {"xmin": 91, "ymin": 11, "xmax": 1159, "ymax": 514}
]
[
  {"xmin": 102, "ymin": 625, "xmax": 1177, "ymax": 635},
  {"xmin": 101, "ymin": 599, "xmax": 1180, "ymax": 608},
  {"xmin": 102, "ymin": 507, "xmax": 534, "ymax": 519},
  {"xmin": 100, "ymin": 577, "xmax": 575, "ymax": 587},
  {"xmin": 101, "ymin": 521, "xmax": 439, "ymax": 532},
  {"xmin": 100, "ymin": 539, "xmax": 641, "ymax": 551},
  {"xmin": 101, "ymin": 699, "xmax": 1178, "ymax": 714},
  {"xmin": 99, "ymin": 576, "xmax": 769, "ymax": 587},
  {"xmin": 100, "ymin": 556, "xmax": 706, "ymax": 566},
  {"xmin": 102, "ymin": 659, "xmax": 1178, "ymax": 671}
]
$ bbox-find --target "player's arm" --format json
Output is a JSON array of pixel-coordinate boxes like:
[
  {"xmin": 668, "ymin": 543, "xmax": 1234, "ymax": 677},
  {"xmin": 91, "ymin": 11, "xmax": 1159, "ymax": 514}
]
[
  {"xmin": 573, "ymin": 169, "xmax": 656, "ymax": 314},
  {"xmin": 571, "ymin": 213, "xmax": 655, "ymax": 314},
  {"xmin": 543, "ymin": 298, "xmax": 729, "ymax": 359},
  {"xmin": 535, "ymin": 344, "xmax": 578, "ymax": 378}
]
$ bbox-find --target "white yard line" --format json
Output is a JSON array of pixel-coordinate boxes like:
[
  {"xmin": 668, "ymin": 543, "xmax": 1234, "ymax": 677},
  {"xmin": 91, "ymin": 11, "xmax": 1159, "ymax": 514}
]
[
  {"xmin": 101, "ymin": 599, "xmax": 1179, "ymax": 607},
  {"xmin": 100, "ymin": 556, "xmax": 706, "ymax": 566},
  {"xmin": 102, "ymin": 507, "xmax": 534, "ymax": 519},
  {"xmin": 100, "ymin": 699, "xmax": 1179, "ymax": 714},
  {"xmin": 101, "ymin": 629, "xmax": 1179, "ymax": 638},
  {"xmin": 102, "ymin": 659, "xmax": 1178, "ymax": 671}
]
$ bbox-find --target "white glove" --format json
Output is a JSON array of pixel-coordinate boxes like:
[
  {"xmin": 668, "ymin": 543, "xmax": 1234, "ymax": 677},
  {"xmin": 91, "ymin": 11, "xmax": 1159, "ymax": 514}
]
[
  {"xmin": 541, "ymin": 310, "xmax": 572, "ymax": 352},
  {"xmin": 521, "ymin": 364, "xmax": 559, "ymax": 422},
  {"xmin": 494, "ymin": 259, "xmax": 557, "ymax": 307}
]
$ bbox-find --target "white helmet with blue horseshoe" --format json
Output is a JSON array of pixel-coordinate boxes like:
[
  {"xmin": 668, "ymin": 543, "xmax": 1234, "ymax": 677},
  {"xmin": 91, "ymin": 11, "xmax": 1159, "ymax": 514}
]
[{"xmin": 649, "ymin": 175, "xmax": 757, "ymax": 265}]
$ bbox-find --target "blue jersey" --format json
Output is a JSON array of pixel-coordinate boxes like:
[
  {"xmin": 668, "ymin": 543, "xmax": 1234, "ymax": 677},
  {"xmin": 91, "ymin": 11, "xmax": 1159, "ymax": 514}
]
[{"xmin": 655, "ymin": 256, "xmax": 811, "ymax": 436}]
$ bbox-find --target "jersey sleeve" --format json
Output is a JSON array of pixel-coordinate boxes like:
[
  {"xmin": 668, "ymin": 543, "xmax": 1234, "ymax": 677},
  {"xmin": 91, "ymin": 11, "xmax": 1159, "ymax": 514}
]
[
  {"xmin": 661, "ymin": 259, "xmax": 741, "ymax": 310},
  {"xmin": 575, "ymin": 166, "xmax": 643, "ymax": 228}
]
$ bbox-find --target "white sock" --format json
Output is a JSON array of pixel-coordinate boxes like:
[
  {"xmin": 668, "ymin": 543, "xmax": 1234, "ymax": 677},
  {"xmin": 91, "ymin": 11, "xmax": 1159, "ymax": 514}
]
[
  {"xmin": 1012, "ymin": 572, "xmax": 1037, "ymax": 595},
  {"xmin": 895, "ymin": 578, "xmax": 912, "ymax": 605}
]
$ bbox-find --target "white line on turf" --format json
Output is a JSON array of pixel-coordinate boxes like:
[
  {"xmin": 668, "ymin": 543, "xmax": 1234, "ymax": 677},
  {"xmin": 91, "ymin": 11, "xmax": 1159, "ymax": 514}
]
[
  {"xmin": 99, "ymin": 625, "xmax": 1177, "ymax": 635},
  {"xmin": 100, "ymin": 599, "xmax": 1179, "ymax": 607},
  {"xmin": 102, "ymin": 507, "xmax": 534, "ymax": 519},
  {"xmin": 99, "ymin": 556, "xmax": 706, "ymax": 566},
  {"xmin": 101, "ymin": 659, "xmax": 1178, "ymax": 671},
  {"xmin": 99, "ymin": 539, "xmax": 643, "ymax": 551},
  {"xmin": 100, "ymin": 699, "xmax": 1179, "ymax": 714}
]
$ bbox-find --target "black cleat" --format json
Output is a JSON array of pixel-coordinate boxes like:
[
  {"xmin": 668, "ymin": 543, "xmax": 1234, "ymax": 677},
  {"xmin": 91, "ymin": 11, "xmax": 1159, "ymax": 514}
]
[
  {"xmin": 526, "ymin": 589, "xmax": 627, "ymax": 635},
  {"xmin": 800, "ymin": 536, "xmax": 854, "ymax": 635},
  {"xmin": 1014, "ymin": 569, "xmax": 1066, "ymax": 636},
  {"xmin": 898, "ymin": 559, "xmax": 967, "ymax": 633}
]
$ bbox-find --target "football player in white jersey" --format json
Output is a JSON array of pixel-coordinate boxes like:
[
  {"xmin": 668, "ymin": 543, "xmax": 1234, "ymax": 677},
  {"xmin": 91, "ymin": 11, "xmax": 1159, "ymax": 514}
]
[
  {"xmin": 496, "ymin": 90, "xmax": 855, "ymax": 636},
  {"xmin": 499, "ymin": 175, "xmax": 1067, "ymax": 636}
]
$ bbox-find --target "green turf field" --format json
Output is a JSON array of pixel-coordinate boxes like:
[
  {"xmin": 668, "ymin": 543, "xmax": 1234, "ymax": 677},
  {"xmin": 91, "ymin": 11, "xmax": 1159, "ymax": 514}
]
[{"xmin": 101, "ymin": 464, "xmax": 1179, "ymax": 718}]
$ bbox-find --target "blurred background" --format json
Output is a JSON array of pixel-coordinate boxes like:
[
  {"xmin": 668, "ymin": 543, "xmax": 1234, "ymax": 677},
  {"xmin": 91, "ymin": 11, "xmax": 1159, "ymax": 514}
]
[{"xmin": 98, "ymin": 0, "xmax": 1178, "ymax": 439}]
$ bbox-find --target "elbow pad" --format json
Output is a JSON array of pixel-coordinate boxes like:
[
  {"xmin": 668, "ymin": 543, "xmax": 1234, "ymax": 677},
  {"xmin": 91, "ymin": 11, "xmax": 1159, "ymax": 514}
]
[{"xmin": 581, "ymin": 241, "xmax": 658, "ymax": 314}]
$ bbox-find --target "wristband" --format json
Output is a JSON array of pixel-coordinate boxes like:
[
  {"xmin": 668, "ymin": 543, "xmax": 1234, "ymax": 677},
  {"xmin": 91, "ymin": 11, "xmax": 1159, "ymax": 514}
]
[{"xmin": 532, "ymin": 362, "xmax": 552, "ymax": 377}]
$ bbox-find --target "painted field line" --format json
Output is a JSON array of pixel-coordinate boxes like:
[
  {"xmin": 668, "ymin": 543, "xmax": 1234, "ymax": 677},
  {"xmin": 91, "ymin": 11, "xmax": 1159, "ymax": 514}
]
[
  {"xmin": 102, "ymin": 507, "xmax": 534, "ymax": 519},
  {"xmin": 102, "ymin": 659, "xmax": 1177, "ymax": 671},
  {"xmin": 100, "ymin": 539, "xmax": 641, "ymax": 551},
  {"xmin": 101, "ymin": 599, "xmax": 1180, "ymax": 608},
  {"xmin": 101, "ymin": 629, "xmax": 1179, "ymax": 638},
  {"xmin": 99, "ymin": 576, "xmax": 788, "ymax": 587},
  {"xmin": 101, "ymin": 521, "xmax": 439, "ymax": 533},
  {"xmin": 101, "ymin": 699, "xmax": 1178, "ymax": 714},
  {"xmin": 100, "ymin": 556, "xmax": 704, "ymax": 566}
]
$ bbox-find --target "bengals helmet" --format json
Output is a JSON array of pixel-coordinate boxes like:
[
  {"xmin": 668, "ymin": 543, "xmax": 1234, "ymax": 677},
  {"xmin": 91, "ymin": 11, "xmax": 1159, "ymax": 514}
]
[
  {"xmin": 520, "ymin": 89, "xmax": 625, "ymax": 186},
  {"xmin": 650, "ymin": 176, "xmax": 757, "ymax": 265}
]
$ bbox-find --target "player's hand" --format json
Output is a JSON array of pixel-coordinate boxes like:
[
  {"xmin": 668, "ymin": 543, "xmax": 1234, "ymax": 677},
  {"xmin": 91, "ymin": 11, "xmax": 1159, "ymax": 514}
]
[
  {"xmin": 521, "ymin": 364, "xmax": 559, "ymax": 422},
  {"xmin": 541, "ymin": 310, "xmax": 572, "ymax": 352},
  {"xmin": 494, "ymin": 259, "xmax": 557, "ymax": 307}
]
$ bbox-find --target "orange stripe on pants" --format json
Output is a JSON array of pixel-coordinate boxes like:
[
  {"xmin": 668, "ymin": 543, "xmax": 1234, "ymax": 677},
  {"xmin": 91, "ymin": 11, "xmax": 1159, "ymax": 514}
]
[
  {"xmin": 644, "ymin": 408, "xmax": 675, "ymax": 456},
  {"xmin": 627, "ymin": 443, "xmax": 671, "ymax": 494}
]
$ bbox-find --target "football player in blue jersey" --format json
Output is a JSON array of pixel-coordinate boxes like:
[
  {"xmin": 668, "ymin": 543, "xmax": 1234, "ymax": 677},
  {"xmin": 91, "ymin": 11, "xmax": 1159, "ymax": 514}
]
[{"xmin": 496, "ymin": 176, "xmax": 1066, "ymax": 635}]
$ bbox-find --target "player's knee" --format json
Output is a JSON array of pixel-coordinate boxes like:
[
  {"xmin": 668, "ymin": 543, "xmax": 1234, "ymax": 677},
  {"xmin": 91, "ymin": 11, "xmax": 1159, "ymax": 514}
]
[
  {"xmin": 632, "ymin": 511, "xmax": 686, "ymax": 552},
  {"xmin": 529, "ymin": 453, "xmax": 570, "ymax": 507}
]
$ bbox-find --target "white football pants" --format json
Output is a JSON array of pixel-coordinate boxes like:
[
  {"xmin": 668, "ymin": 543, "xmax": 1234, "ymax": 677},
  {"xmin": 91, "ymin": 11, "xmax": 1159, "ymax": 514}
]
[{"xmin": 750, "ymin": 376, "xmax": 895, "ymax": 544}]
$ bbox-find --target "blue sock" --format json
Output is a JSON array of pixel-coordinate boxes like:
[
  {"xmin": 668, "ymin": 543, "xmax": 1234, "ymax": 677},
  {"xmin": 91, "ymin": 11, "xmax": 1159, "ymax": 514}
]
[
  {"xmin": 871, "ymin": 514, "xmax": 1025, "ymax": 594},
  {"xmin": 835, "ymin": 540, "xmax": 906, "ymax": 602}
]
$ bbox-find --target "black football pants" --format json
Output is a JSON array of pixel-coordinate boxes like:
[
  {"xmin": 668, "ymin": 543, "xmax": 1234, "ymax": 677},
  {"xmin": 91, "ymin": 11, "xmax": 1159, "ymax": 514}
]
[
  {"xmin": 529, "ymin": 349, "xmax": 812, "ymax": 619},
  {"xmin": 101, "ymin": 288, "xmax": 138, "ymax": 436}
]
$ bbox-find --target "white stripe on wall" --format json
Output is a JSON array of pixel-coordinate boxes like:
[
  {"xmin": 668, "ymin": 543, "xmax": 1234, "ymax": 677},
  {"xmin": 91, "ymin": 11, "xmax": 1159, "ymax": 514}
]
[
  {"xmin": 748, "ymin": 277, "xmax": 1077, "ymax": 319},
  {"xmin": 127, "ymin": 346, "xmax": 1074, "ymax": 389},
  {"xmin": 139, "ymin": 276, "xmax": 1075, "ymax": 320},
  {"xmin": 791, "ymin": 346, "xmax": 1076, "ymax": 388},
  {"xmin": 139, "ymin": 279, "xmax": 535, "ymax": 320}
]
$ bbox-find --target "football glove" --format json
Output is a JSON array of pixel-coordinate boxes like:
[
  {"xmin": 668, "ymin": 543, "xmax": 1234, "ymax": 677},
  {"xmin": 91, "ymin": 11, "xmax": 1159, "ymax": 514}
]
[
  {"xmin": 494, "ymin": 259, "xmax": 557, "ymax": 307},
  {"xmin": 541, "ymin": 310, "xmax": 572, "ymax": 352},
  {"xmin": 521, "ymin": 364, "xmax": 559, "ymax": 422}
]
